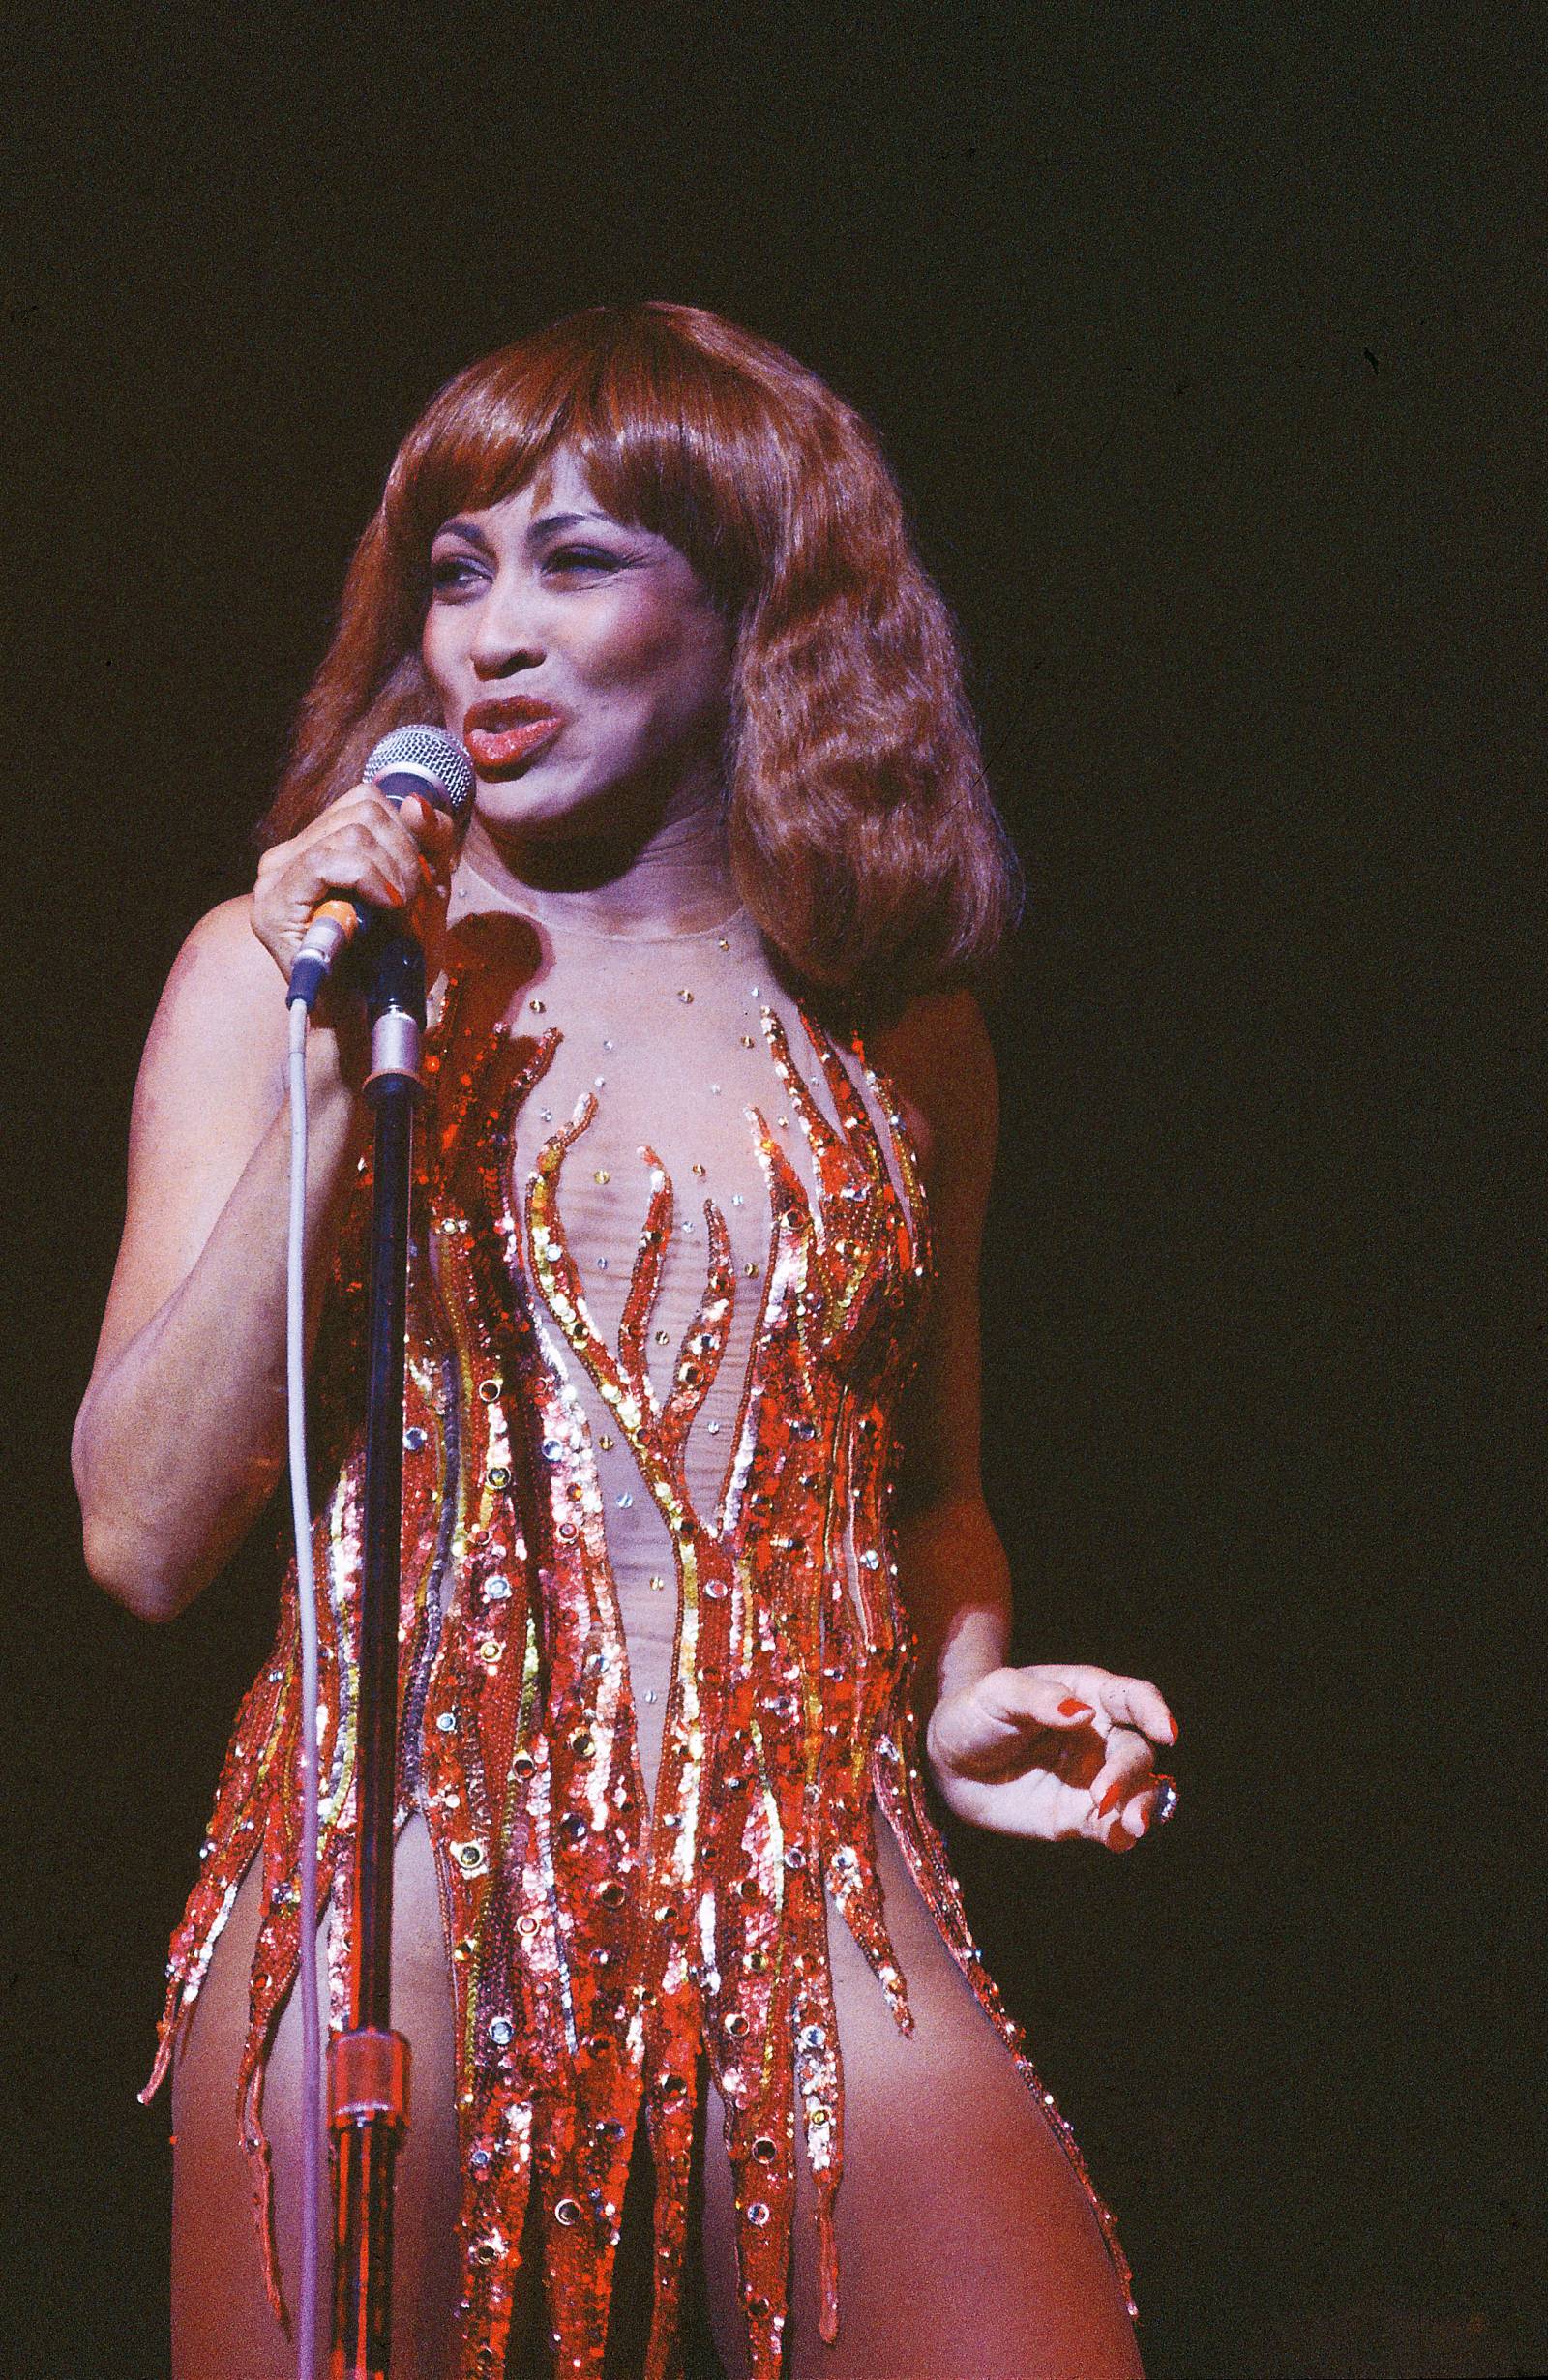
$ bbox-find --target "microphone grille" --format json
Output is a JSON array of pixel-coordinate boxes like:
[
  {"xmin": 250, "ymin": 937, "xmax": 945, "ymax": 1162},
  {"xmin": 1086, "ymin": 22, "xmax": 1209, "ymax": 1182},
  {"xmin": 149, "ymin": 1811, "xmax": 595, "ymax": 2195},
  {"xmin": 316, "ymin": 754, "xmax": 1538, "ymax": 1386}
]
[{"xmin": 363, "ymin": 724, "xmax": 477, "ymax": 824}]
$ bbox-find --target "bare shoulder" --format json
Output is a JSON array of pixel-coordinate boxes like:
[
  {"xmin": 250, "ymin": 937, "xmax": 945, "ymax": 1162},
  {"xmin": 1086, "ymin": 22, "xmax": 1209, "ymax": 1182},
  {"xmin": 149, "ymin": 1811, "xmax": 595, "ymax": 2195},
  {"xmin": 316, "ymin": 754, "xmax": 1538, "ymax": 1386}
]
[
  {"xmin": 150, "ymin": 893, "xmax": 283, "ymax": 1044},
  {"xmin": 137, "ymin": 894, "xmax": 285, "ymax": 1094},
  {"xmin": 128, "ymin": 894, "xmax": 293, "ymax": 1191},
  {"xmin": 871, "ymin": 989, "xmax": 997, "ymax": 1201}
]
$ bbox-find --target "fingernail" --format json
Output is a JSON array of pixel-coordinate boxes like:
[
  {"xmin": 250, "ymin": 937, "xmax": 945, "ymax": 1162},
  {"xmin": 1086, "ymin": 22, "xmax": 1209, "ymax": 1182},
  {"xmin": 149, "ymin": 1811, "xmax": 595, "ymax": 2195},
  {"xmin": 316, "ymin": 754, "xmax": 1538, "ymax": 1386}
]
[
  {"xmin": 1058, "ymin": 1698, "xmax": 1093, "ymax": 1718},
  {"xmin": 1098, "ymin": 1778, "xmax": 1125, "ymax": 1817}
]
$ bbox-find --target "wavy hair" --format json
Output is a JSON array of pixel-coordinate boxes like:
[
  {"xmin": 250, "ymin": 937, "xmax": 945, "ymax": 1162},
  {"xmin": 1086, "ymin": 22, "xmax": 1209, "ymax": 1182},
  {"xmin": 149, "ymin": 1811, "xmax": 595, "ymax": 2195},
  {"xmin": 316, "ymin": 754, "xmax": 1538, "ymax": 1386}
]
[{"xmin": 261, "ymin": 302, "xmax": 1021, "ymax": 1005}]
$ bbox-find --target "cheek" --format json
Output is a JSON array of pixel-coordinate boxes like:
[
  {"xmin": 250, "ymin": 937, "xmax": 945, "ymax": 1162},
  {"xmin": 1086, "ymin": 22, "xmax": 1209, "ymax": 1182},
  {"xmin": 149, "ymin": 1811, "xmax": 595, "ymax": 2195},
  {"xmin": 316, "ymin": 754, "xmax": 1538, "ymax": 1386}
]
[
  {"xmin": 580, "ymin": 601, "xmax": 692, "ymax": 697},
  {"xmin": 421, "ymin": 611, "xmax": 459, "ymax": 697}
]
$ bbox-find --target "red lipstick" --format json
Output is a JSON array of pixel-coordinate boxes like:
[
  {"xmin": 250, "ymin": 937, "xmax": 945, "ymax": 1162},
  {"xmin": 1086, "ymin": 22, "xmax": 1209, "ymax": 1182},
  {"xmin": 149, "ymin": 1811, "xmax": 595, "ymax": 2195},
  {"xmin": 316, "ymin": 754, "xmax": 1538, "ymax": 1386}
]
[{"xmin": 462, "ymin": 696, "xmax": 565, "ymax": 773}]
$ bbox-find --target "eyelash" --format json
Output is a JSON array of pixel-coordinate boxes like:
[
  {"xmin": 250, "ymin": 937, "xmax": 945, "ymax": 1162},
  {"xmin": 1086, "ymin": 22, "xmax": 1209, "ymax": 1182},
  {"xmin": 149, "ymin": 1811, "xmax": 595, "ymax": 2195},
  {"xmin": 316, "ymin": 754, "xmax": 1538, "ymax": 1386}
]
[{"xmin": 430, "ymin": 546, "xmax": 622, "ymax": 591}]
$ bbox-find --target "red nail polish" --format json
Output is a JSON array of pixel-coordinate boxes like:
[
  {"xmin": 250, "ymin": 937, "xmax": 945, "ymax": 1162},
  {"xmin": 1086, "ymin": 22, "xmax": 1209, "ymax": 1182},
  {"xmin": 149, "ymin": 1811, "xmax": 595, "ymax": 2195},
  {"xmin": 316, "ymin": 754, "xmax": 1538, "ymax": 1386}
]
[
  {"xmin": 1058, "ymin": 1698, "xmax": 1093, "ymax": 1718},
  {"xmin": 1099, "ymin": 1778, "xmax": 1125, "ymax": 1817}
]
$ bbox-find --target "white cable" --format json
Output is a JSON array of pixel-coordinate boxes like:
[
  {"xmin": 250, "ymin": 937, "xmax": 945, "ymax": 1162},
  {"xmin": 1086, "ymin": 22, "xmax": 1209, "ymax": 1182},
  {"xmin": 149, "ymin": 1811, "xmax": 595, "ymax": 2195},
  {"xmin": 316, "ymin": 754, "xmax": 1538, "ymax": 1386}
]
[{"xmin": 286, "ymin": 996, "xmax": 322, "ymax": 2380}]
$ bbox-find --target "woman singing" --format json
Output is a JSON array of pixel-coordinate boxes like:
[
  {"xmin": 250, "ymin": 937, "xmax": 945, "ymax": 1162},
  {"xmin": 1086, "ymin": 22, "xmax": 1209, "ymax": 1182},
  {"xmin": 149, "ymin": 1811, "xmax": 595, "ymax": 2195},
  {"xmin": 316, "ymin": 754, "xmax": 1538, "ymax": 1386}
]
[{"xmin": 74, "ymin": 302, "xmax": 1176, "ymax": 2380}]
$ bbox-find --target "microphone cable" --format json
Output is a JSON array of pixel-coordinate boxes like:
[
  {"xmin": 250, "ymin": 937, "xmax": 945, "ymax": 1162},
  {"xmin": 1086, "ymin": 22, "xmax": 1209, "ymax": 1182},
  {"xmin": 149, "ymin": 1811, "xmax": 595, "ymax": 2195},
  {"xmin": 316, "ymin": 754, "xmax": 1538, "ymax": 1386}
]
[{"xmin": 286, "ymin": 995, "xmax": 323, "ymax": 2380}]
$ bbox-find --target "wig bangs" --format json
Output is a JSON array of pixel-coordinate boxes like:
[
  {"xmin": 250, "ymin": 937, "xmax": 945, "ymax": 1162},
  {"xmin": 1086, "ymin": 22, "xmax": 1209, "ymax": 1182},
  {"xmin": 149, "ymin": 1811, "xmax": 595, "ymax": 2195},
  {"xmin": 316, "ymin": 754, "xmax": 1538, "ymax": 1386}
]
[{"xmin": 381, "ymin": 312, "xmax": 781, "ymax": 618}]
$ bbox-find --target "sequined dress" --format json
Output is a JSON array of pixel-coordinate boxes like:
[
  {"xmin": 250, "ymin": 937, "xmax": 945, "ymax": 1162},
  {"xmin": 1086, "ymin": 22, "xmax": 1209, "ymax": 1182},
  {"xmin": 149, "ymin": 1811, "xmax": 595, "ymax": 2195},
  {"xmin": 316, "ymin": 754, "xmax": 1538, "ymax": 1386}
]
[{"xmin": 142, "ymin": 906, "xmax": 1130, "ymax": 2377}]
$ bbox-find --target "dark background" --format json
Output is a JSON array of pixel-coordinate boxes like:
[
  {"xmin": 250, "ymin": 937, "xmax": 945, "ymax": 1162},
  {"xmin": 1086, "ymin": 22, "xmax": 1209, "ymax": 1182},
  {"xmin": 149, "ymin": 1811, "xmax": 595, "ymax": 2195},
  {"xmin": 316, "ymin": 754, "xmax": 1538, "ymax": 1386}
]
[{"xmin": 4, "ymin": 6, "xmax": 1540, "ymax": 2375}]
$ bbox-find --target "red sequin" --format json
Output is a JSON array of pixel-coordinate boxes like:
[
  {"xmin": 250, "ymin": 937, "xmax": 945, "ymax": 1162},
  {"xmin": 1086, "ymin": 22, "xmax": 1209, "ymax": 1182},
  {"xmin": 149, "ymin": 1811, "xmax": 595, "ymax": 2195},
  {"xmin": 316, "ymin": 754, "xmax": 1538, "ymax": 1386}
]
[{"xmin": 141, "ymin": 981, "xmax": 1133, "ymax": 2372}]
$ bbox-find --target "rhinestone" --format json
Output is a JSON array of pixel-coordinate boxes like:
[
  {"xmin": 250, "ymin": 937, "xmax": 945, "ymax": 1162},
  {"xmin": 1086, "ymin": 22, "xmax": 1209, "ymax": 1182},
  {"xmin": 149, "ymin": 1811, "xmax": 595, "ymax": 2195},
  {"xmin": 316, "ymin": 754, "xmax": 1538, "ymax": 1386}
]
[
  {"xmin": 453, "ymin": 1841, "xmax": 487, "ymax": 1873},
  {"xmin": 488, "ymin": 2016, "xmax": 514, "ymax": 2046},
  {"xmin": 731, "ymin": 1194, "xmax": 744, "ymax": 1206},
  {"xmin": 469, "ymin": 2147, "xmax": 491, "ymax": 2172},
  {"xmin": 485, "ymin": 1575, "xmax": 511, "ymax": 1601},
  {"xmin": 717, "ymin": 937, "xmax": 729, "ymax": 949},
  {"xmin": 677, "ymin": 989, "xmax": 694, "ymax": 1003},
  {"xmin": 706, "ymin": 1420, "xmax": 721, "ymax": 1435},
  {"xmin": 616, "ymin": 1492, "xmax": 634, "ymax": 1509},
  {"xmin": 478, "ymin": 1377, "xmax": 501, "ymax": 1401},
  {"xmin": 659, "ymin": 2073, "xmax": 687, "ymax": 2102},
  {"xmin": 747, "ymin": 2201, "xmax": 769, "ymax": 2226},
  {"xmin": 654, "ymin": 1328, "xmax": 670, "ymax": 1344},
  {"xmin": 749, "ymin": 2293, "xmax": 770, "ymax": 2318},
  {"xmin": 593, "ymin": 1075, "xmax": 606, "ymax": 1088},
  {"xmin": 597, "ymin": 1879, "xmax": 626, "ymax": 1909},
  {"xmin": 740, "ymin": 1034, "xmax": 755, "ymax": 1048},
  {"xmin": 570, "ymin": 1730, "xmax": 594, "ymax": 1756},
  {"xmin": 649, "ymin": 1575, "xmax": 665, "ymax": 1592},
  {"xmin": 809, "ymin": 2105, "xmax": 831, "ymax": 2128},
  {"xmin": 599, "ymin": 1433, "xmax": 615, "ymax": 1451},
  {"xmin": 554, "ymin": 2197, "xmax": 582, "ymax": 2228},
  {"xmin": 799, "ymin": 2024, "xmax": 825, "ymax": 2051},
  {"xmin": 752, "ymin": 2132, "xmax": 776, "ymax": 2159},
  {"xmin": 593, "ymin": 1169, "xmax": 610, "ymax": 1185},
  {"xmin": 691, "ymin": 1161, "xmax": 706, "ymax": 1177},
  {"xmin": 404, "ymin": 1425, "xmax": 427, "ymax": 1451},
  {"xmin": 529, "ymin": 997, "xmax": 546, "ymax": 1012},
  {"xmin": 603, "ymin": 1037, "xmax": 614, "ymax": 1050},
  {"xmin": 743, "ymin": 1261, "xmax": 760, "ymax": 1277},
  {"xmin": 488, "ymin": 1466, "xmax": 510, "ymax": 1489},
  {"xmin": 558, "ymin": 1520, "xmax": 577, "ymax": 1540},
  {"xmin": 436, "ymin": 1711, "xmax": 457, "ymax": 1734},
  {"xmin": 726, "ymin": 2012, "xmax": 750, "ymax": 2040},
  {"xmin": 596, "ymin": 1255, "xmax": 609, "ymax": 1270},
  {"xmin": 559, "ymin": 1812, "xmax": 589, "ymax": 1844},
  {"xmin": 710, "ymin": 1082, "xmax": 722, "ymax": 1094},
  {"xmin": 783, "ymin": 1845, "xmax": 806, "ymax": 1870}
]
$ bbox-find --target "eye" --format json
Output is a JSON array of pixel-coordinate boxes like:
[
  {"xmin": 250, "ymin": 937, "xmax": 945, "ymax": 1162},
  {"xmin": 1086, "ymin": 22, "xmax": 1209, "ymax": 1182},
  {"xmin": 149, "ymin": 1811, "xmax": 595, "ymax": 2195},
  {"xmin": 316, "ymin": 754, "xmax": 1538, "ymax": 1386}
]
[
  {"xmin": 429, "ymin": 552, "xmax": 487, "ymax": 595},
  {"xmin": 545, "ymin": 545, "xmax": 624, "ymax": 575}
]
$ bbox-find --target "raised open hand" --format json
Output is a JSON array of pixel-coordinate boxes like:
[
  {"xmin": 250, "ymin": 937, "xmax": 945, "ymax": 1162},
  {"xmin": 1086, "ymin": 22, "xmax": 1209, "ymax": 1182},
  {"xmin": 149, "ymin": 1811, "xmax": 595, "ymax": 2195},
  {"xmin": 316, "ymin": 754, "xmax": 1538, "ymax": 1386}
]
[{"xmin": 924, "ymin": 1662, "xmax": 1178, "ymax": 1849}]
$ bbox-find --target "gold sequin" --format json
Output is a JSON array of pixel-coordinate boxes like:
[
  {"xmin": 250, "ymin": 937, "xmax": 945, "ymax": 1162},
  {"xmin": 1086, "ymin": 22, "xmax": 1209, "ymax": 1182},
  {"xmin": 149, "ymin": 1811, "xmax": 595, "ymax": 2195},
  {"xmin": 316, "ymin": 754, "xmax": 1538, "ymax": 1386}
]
[{"xmin": 145, "ymin": 983, "xmax": 1133, "ymax": 2380}]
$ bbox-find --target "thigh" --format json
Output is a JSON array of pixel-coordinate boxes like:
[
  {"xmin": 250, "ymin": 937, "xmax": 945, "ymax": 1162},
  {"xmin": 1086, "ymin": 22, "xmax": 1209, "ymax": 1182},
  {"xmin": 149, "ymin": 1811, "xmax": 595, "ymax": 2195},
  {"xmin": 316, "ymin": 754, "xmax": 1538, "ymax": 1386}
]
[
  {"xmin": 700, "ymin": 1817, "xmax": 1144, "ymax": 2380},
  {"xmin": 170, "ymin": 1814, "xmax": 470, "ymax": 2380}
]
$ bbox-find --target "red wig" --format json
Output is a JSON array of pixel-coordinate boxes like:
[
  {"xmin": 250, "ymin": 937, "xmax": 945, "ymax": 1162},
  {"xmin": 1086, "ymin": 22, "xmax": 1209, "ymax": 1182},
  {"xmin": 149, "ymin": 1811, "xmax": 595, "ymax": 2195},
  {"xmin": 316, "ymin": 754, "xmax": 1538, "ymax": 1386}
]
[{"xmin": 261, "ymin": 302, "xmax": 1021, "ymax": 1006}]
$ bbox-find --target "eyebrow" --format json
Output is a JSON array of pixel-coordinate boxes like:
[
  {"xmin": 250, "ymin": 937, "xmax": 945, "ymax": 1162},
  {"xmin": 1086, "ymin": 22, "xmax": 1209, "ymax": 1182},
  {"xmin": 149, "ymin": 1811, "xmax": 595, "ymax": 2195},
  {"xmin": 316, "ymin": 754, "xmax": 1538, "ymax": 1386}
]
[{"xmin": 432, "ymin": 508, "xmax": 618, "ymax": 551}]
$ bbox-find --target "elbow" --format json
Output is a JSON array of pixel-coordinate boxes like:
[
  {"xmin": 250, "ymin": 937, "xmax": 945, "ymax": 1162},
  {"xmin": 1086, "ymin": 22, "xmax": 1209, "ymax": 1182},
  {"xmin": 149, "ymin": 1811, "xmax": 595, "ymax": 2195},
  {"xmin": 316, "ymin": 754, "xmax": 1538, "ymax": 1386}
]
[
  {"xmin": 79, "ymin": 1505, "xmax": 197, "ymax": 1623},
  {"xmin": 73, "ymin": 1420, "xmax": 200, "ymax": 1624}
]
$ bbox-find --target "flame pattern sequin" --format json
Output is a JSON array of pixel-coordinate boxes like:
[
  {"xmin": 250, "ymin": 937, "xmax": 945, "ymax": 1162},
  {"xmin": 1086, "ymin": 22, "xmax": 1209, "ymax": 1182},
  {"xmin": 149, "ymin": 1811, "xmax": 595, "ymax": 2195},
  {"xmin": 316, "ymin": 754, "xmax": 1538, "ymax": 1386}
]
[{"xmin": 142, "ymin": 976, "xmax": 1133, "ymax": 2374}]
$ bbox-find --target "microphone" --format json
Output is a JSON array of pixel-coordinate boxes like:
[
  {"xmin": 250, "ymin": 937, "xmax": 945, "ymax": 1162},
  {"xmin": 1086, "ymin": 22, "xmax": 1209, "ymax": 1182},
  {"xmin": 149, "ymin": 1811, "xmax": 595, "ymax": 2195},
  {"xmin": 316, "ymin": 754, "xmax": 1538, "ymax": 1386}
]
[{"xmin": 286, "ymin": 726, "xmax": 477, "ymax": 1012}]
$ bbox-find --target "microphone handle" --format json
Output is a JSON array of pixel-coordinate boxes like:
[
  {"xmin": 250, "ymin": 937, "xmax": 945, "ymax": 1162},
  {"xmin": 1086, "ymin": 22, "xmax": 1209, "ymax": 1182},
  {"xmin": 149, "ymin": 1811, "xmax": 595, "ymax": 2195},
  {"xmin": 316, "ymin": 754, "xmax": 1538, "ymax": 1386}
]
[{"xmin": 285, "ymin": 767, "xmax": 450, "ymax": 1013}]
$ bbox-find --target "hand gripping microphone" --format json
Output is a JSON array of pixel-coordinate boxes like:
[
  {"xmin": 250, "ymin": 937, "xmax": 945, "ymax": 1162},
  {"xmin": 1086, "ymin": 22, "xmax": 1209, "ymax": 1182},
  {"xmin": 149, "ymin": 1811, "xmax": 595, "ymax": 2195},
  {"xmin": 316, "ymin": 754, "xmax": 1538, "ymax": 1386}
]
[{"xmin": 285, "ymin": 725, "xmax": 478, "ymax": 1013}]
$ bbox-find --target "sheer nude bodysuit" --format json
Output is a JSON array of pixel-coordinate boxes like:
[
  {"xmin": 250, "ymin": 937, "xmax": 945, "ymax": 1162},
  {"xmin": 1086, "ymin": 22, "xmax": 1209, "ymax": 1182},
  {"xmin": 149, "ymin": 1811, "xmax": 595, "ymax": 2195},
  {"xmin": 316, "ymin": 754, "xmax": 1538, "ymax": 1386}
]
[{"xmin": 163, "ymin": 886, "xmax": 1143, "ymax": 2380}]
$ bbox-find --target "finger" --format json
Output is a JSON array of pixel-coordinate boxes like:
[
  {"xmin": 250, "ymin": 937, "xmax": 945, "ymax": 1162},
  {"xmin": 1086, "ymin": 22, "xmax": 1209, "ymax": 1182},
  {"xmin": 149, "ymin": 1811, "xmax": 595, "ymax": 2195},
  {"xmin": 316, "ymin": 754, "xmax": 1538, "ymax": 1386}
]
[
  {"xmin": 1087, "ymin": 1727, "xmax": 1157, "ymax": 1819},
  {"xmin": 1119, "ymin": 1774, "xmax": 1179, "ymax": 1842},
  {"xmin": 399, "ymin": 792, "xmax": 459, "ymax": 855},
  {"xmin": 977, "ymin": 1668, "xmax": 1098, "ymax": 1736},
  {"xmin": 1093, "ymin": 1674, "xmax": 1177, "ymax": 1747}
]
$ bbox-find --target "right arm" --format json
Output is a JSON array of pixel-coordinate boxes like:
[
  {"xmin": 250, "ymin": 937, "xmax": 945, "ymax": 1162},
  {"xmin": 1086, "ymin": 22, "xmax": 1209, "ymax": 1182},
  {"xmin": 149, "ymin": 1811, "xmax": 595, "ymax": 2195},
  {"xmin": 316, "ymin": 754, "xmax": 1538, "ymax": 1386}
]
[{"xmin": 72, "ymin": 787, "xmax": 455, "ymax": 1621}]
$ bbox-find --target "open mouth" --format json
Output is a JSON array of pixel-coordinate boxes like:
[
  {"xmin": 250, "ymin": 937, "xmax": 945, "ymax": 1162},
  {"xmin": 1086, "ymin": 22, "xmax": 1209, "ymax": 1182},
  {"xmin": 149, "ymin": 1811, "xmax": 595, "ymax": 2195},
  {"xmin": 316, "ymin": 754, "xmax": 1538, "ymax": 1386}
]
[{"xmin": 462, "ymin": 699, "xmax": 566, "ymax": 773}]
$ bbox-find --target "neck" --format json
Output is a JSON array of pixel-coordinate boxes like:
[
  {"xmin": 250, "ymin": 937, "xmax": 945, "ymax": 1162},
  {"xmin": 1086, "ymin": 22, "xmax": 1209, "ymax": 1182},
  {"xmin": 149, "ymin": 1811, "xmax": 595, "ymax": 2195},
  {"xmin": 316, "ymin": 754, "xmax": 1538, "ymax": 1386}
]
[{"xmin": 456, "ymin": 776, "xmax": 743, "ymax": 943}]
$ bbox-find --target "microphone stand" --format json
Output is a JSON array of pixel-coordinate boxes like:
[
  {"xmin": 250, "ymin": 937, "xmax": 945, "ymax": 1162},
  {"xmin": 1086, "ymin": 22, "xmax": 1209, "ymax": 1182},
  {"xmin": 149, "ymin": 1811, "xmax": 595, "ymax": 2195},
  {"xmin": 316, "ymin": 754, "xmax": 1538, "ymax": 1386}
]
[{"xmin": 329, "ymin": 922, "xmax": 423, "ymax": 2380}]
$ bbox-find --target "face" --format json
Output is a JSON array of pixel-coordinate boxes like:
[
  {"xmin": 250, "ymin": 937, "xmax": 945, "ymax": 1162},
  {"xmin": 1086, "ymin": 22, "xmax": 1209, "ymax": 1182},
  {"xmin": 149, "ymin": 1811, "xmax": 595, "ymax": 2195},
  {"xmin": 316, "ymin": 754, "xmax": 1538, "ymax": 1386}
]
[{"xmin": 421, "ymin": 451, "xmax": 734, "ymax": 844}]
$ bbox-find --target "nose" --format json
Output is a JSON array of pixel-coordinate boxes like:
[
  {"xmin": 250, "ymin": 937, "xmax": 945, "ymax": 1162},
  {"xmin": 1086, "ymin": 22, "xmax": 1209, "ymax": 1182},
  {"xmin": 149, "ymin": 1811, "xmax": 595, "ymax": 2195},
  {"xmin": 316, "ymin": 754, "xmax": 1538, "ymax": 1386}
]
[{"xmin": 468, "ymin": 575, "xmax": 546, "ymax": 681}]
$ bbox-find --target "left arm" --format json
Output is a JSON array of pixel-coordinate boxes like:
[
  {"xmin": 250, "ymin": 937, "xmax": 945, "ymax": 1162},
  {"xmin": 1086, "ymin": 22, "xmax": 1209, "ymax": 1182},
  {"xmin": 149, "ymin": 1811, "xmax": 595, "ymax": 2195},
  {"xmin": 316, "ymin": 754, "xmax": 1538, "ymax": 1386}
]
[{"xmin": 877, "ymin": 992, "xmax": 1178, "ymax": 1849}]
